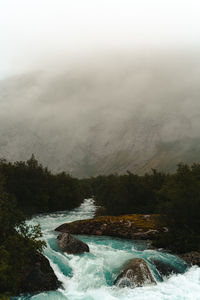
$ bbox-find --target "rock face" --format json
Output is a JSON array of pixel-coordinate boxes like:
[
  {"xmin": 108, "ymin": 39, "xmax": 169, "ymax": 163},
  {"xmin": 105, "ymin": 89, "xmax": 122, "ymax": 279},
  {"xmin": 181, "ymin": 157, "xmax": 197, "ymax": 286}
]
[
  {"xmin": 150, "ymin": 258, "xmax": 180, "ymax": 277},
  {"xmin": 114, "ymin": 258, "xmax": 156, "ymax": 288},
  {"xmin": 20, "ymin": 253, "xmax": 61, "ymax": 294},
  {"xmin": 57, "ymin": 232, "xmax": 89, "ymax": 254},
  {"xmin": 55, "ymin": 214, "xmax": 166, "ymax": 240},
  {"xmin": 179, "ymin": 251, "xmax": 200, "ymax": 267},
  {"xmin": 1, "ymin": 63, "xmax": 200, "ymax": 179}
]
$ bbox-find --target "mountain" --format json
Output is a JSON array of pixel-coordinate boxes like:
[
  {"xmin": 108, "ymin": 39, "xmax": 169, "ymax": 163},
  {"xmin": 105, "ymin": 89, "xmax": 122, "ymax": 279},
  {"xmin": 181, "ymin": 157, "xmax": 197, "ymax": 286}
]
[{"xmin": 0, "ymin": 52, "xmax": 200, "ymax": 177}]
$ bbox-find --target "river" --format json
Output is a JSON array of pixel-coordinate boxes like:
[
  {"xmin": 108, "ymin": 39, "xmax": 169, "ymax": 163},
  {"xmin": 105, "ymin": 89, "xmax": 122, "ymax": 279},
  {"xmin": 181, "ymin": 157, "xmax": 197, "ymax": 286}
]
[{"xmin": 17, "ymin": 199, "xmax": 200, "ymax": 300}]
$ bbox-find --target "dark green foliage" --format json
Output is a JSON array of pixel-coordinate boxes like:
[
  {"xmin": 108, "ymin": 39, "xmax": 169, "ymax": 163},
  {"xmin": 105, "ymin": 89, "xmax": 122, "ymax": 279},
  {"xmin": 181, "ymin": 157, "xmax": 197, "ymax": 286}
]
[
  {"xmin": 79, "ymin": 178, "xmax": 93, "ymax": 199},
  {"xmin": 1, "ymin": 154, "xmax": 200, "ymax": 260},
  {"xmin": 155, "ymin": 163, "xmax": 200, "ymax": 253},
  {"xmin": 0, "ymin": 155, "xmax": 84, "ymax": 294},
  {"xmin": 91, "ymin": 170, "xmax": 167, "ymax": 215},
  {"xmin": 0, "ymin": 173, "xmax": 45, "ymax": 295},
  {"xmin": 0, "ymin": 155, "xmax": 83, "ymax": 215},
  {"xmin": 88, "ymin": 165, "xmax": 200, "ymax": 253}
]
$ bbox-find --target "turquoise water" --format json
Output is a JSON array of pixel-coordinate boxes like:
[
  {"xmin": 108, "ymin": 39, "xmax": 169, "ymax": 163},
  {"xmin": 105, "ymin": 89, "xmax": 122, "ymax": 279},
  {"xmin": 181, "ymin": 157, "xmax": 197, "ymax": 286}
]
[{"xmin": 17, "ymin": 199, "xmax": 200, "ymax": 300}]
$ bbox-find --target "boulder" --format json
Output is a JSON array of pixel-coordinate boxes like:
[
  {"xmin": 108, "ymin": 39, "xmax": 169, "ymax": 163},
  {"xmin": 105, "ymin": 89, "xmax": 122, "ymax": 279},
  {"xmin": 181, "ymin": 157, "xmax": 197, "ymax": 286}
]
[
  {"xmin": 179, "ymin": 251, "xmax": 200, "ymax": 267},
  {"xmin": 54, "ymin": 214, "xmax": 163, "ymax": 241},
  {"xmin": 150, "ymin": 258, "xmax": 180, "ymax": 277},
  {"xmin": 20, "ymin": 253, "xmax": 61, "ymax": 294},
  {"xmin": 57, "ymin": 232, "xmax": 89, "ymax": 254},
  {"xmin": 114, "ymin": 258, "xmax": 156, "ymax": 288}
]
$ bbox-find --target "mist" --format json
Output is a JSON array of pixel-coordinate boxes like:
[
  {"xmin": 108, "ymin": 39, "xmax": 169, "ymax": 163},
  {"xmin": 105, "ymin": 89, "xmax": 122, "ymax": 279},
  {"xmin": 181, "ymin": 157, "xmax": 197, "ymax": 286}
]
[
  {"xmin": 1, "ymin": 0, "xmax": 200, "ymax": 77},
  {"xmin": 1, "ymin": 1, "xmax": 200, "ymax": 176},
  {"xmin": 0, "ymin": 48, "xmax": 200, "ymax": 176}
]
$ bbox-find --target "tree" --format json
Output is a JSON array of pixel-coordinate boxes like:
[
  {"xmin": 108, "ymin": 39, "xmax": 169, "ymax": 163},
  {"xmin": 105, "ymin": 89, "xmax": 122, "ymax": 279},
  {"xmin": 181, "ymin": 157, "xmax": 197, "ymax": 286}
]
[
  {"xmin": 156, "ymin": 163, "xmax": 200, "ymax": 252},
  {"xmin": 0, "ymin": 156, "xmax": 83, "ymax": 215},
  {"xmin": 26, "ymin": 154, "xmax": 39, "ymax": 169},
  {"xmin": 0, "ymin": 172, "xmax": 45, "ymax": 295}
]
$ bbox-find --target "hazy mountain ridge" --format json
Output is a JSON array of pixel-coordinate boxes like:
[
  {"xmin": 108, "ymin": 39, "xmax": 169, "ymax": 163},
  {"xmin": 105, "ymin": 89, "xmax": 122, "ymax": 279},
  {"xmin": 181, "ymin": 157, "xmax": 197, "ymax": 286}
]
[{"xmin": 1, "ymin": 54, "xmax": 200, "ymax": 177}]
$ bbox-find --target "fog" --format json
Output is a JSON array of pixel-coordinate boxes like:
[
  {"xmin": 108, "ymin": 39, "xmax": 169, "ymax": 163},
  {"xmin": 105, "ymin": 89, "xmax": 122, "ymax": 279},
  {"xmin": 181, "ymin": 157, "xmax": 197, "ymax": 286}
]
[
  {"xmin": 1, "ymin": 0, "xmax": 200, "ymax": 77},
  {"xmin": 0, "ymin": 1, "xmax": 200, "ymax": 176},
  {"xmin": 0, "ymin": 49, "xmax": 200, "ymax": 176}
]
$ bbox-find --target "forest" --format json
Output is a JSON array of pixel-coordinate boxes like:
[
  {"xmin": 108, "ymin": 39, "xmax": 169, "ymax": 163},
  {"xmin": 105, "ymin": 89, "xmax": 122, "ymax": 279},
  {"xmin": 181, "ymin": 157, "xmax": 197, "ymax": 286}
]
[
  {"xmin": 0, "ymin": 155, "xmax": 84, "ymax": 295},
  {"xmin": 88, "ymin": 164, "xmax": 200, "ymax": 253},
  {"xmin": 0, "ymin": 156, "xmax": 200, "ymax": 295},
  {"xmin": 0, "ymin": 154, "xmax": 83, "ymax": 215},
  {"xmin": 0, "ymin": 171, "xmax": 45, "ymax": 295}
]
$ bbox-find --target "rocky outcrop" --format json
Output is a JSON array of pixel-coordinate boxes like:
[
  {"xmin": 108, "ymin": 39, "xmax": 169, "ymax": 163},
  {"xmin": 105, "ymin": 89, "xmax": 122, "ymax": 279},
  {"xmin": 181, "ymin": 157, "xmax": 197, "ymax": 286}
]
[
  {"xmin": 114, "ymin": 258, "xmax": 156, "ymax": 288},
  {"xmin": 55, "ymin": 214, "xmax": 166, "ymax": 240},
  {"xmin": 57, "ymin": 232, "xmax": 89, "ymax": 254},
  {"xmin": 150, "ymin": 258, "xmax": 180, "ymax": 277},
  {"xmin": 179, "ymin": 251, "xmax": 200, "ymax": 267},
  {"xmin": 20, "ymin": 253, "xmax": 61, "ymax": 294}
]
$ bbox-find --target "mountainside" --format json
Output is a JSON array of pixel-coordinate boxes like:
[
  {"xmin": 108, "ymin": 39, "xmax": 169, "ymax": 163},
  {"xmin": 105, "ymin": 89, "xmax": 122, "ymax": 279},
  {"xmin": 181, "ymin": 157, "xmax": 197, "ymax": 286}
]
[{"xmin": 1, "ymin": 54, "xmax": 200, "ymax": 177}]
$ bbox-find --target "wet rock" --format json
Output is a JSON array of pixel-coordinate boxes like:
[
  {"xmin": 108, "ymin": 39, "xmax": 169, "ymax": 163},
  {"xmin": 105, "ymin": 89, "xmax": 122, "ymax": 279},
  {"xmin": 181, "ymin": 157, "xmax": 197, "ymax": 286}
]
[
  {"xmin": 20, "ymin": 253, "xmax": 61, "ymax": 294},
  {"xmin": 150, "ymin": 258, "xmax": 180, "ymax": 277},
  {"xmin": 114, "ymin": 258, "xmax": 156, "ymax": 288},
  {"xmin": 57, "ymin": 232, "xmax": 89, "ymax": 254},
  {"xmin": 55, "ymin": 214, "xmax": 163, "ymax": 240},
  {"xmin": 179, "ymin": 251, "xmax": 200, "ymax": 267},
  {"xmin": 95, "ymin": 230, "xmax": 102, "ymax": 235}
]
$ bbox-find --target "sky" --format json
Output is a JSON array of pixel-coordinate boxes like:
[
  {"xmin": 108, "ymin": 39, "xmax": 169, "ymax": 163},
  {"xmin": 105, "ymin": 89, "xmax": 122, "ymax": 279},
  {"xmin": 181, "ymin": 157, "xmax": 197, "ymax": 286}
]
[{"xmin": 0, "ymin": 0, "xmax": 200, "ymax": 78}]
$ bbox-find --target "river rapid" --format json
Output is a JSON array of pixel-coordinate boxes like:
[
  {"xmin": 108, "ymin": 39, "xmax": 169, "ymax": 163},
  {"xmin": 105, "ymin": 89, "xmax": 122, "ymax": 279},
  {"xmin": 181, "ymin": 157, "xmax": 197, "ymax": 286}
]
[{"xmin": 17, "ymin": 199, "xmax": 200, "ymax": 300}]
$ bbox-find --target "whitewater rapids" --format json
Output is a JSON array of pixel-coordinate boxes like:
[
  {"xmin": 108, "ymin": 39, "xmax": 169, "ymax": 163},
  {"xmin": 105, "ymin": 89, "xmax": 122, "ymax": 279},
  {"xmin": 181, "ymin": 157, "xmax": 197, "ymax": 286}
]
[{"xmin": 17, "ymin": 199, "xmax": 200, "ymax": 300}]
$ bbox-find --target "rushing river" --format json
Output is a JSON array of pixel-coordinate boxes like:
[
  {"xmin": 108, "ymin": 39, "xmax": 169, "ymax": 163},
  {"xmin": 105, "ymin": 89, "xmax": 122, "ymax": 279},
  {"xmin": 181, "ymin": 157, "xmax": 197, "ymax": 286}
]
[{"xmin": 17, "ymin": 199, "xmax": 200, "ymax": 300}]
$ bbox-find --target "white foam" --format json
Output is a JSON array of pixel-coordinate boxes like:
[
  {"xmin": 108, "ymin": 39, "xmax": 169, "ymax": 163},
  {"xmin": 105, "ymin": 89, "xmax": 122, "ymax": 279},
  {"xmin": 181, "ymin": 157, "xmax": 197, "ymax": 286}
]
[{"xmin": 22, "ymin": 199, "xmax": 200, "ymax": 300}]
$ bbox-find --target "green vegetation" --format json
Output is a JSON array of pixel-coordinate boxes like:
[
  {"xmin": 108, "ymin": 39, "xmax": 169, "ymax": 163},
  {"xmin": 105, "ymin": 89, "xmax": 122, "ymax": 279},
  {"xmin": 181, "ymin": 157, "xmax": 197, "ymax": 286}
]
[
  {"xmin": 89, "ymin": 165, "xmax": 200, "ymax": 253},
  {"xmin": 155, "ymin": 163, "xmax": 200, "ymax": 253},
  {"xmin": 0, "ymin": 155, "xmax": 85, "ymax": 295},
  {"xmin": 0, "ymin": 154, "xmax": 83, "ymax": 215},
  {"xmin": 90, "ymin": 169, "xmax": 167, "ymax": 215},
  {"xmin": 0, "ymin": 172, "xmax": 45, "ymax": 295},
  {"xmin": 0, "ymin": 155, "xmax": 200, "ymax": 295}
]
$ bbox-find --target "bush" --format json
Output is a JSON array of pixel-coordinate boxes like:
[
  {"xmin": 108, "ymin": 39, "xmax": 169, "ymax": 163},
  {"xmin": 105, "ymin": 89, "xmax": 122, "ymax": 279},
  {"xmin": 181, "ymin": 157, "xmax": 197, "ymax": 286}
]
[
  {"xmin": 156, "ymin": 163, "xmax": 200, "ymax": 253},
  {"xmin": 0, "ymin": 155, "xmax": 83, "ymax": 215},
  {"xmin": 0, "ymin": 174, "xmax": 45, "ymax": 295}
]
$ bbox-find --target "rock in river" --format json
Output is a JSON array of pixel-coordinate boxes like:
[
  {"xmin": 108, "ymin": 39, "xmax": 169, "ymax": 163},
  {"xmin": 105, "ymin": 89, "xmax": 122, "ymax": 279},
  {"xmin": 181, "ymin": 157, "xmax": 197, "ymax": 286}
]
[
  {"xmin": 115, "ymin": 258, "xmax": 156, "ymax": 288},
  {"xmin": 179, "ymin": 251, "xmax": 200, "ymax": 267},
  {"xmin": 20, "ymin": 253, "xmax": 61, "ymax": 294},
  {"xmin": 150, "ymin": 258, "xmax": 180, "ymax": 277},
  {"xmin": 55, "ymin": 214, "xmax": 165, "ymax": 240},
  {"xmin": 57, "ymin": 232, "xmax": 89, "ymax": 254}
]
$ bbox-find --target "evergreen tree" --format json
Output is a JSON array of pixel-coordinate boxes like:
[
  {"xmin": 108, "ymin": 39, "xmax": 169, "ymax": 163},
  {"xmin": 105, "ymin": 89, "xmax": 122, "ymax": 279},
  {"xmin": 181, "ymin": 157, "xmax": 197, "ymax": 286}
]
[{"xmin": 0, "ymin": 172, "xmax": 45, "ymax": 295}]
